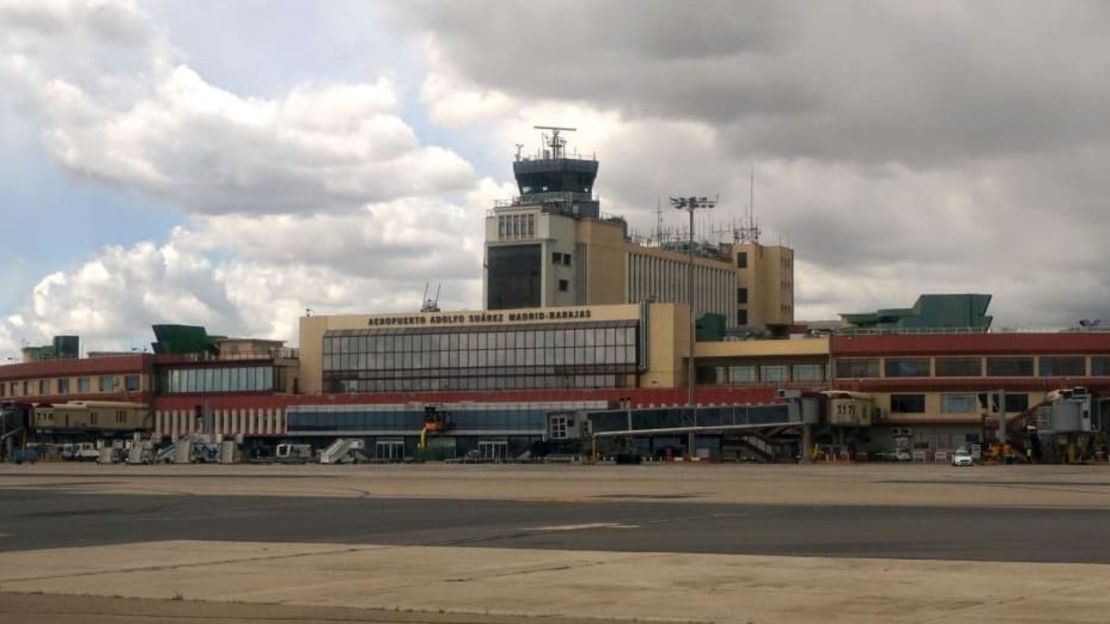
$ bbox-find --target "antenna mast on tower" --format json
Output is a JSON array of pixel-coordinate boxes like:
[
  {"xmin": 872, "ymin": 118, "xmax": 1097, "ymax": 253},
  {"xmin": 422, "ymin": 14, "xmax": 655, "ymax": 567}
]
[
  {"xmin": 736, "ymin": 163, "xmax": 761, "ymax": 244},
  {"xmin": 421, "ymin": 283, "xmax": 442, "ymax": 313},
  {"xmin": 655, "ymin": 196, "xmax": 665, "ymax": 244}
]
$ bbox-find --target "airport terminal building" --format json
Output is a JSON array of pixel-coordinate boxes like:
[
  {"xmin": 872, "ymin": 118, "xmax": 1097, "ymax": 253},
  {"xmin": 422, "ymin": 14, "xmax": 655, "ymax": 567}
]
[{"xmin": 3, "ymin": 131, "xmax": 1110, "ymax": 463}]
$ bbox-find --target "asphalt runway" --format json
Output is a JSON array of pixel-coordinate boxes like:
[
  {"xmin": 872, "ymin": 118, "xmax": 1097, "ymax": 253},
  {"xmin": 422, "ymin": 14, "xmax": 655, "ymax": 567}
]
[{"xmin": 2, "ymin": 488, "xmax": 1107, "ymax": 563}]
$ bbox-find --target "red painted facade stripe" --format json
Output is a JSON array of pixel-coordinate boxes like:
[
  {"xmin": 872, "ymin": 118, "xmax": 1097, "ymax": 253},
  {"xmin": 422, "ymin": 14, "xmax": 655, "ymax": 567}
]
[
  {"xmin": 0, "ymin": 355, "xmax": 151, "ymax": 382},
  {"xmin": 831, "ymin": 333, "xmax": 1110, "ymax": 357},
  {"xmin": 833, "ymin": 378, "xmax": 1110, "ymax": 393}
]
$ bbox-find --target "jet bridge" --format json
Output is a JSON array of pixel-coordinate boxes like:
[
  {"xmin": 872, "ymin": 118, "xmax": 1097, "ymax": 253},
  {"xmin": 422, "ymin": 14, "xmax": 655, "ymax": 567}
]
[
  {"xmin": 587, "ymin": 403, "xmax": 798, "ymax": 438},
  {"xmin": 571, "ymin": 402, "xmax": 810, "ymax": 462}
]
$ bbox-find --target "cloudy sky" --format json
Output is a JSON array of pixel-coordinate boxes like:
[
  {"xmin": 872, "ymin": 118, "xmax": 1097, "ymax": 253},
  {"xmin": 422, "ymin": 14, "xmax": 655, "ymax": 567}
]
[{"xmin": 1, "ymin": 0, "xmax": 1108, "ymax": 357}]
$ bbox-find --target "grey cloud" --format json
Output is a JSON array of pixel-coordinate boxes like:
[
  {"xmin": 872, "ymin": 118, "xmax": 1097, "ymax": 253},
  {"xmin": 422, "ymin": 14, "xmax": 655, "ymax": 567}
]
[
  {"xmin": 397, "ymin": 1, "xmax": 1110, "ymax": 165},
  {"xmin": 394, "ymin": 1, "xmax": 1110, "ymax": 327}
]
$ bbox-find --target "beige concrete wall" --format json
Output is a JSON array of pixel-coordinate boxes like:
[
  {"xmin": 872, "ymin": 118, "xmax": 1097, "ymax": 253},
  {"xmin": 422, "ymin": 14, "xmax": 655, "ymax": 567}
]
[
  {"xmin": 641, "ymin": 303, "xmax": 687, "ymax": 389},
  {"xmin": 298, "ymin": 316, "xmax": 330, "ymax": 395},
  {"xmin": 484, "ymin": 209, "xmax": 796, "ymax": 333},
  {"xmin": 575, "ymin": 220, "xmax": 627, "ymax": 305},
  {"xmin": 734, "ymin": 242, "xmax": 794, "ymax": 327},
  {"xmin": 543, "ymin": 213, "xmax": 579, "ymax": 307},
  {"xmin": 216, "ymin": 339, "xmax": 283, "ymax": 359}
]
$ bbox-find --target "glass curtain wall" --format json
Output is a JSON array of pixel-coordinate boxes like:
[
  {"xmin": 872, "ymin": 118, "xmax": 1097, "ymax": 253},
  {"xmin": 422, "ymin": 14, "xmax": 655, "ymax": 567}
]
[
  {"xmin": 323, "ymin": 321, "xmax": 638, "ymax": 393},
  {"xmin": 162, "ymin": 366, "xmax": 275, "ymax": 393}
]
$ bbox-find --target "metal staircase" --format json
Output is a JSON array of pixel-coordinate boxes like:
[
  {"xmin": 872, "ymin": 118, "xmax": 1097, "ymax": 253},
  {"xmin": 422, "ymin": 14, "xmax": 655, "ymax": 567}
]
[
  {"xmin": 319, "ymin": 438, "xmax": 365, "ymax": 464},
  {"xmin": 155, "ymin": 441, "xmax": 178, "ymax": 463}
]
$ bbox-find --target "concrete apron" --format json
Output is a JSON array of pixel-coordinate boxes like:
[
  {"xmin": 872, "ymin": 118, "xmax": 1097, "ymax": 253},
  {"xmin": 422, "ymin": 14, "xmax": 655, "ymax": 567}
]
[{"xmin": 1, "ymin": 540, "xmax": 1109, "ymax": 623}]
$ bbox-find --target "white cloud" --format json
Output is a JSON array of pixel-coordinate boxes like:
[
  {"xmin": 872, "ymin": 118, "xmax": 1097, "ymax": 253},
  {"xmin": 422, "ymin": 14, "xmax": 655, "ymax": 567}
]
[
  {"xmin": 1, "ymin": 0, "xmax": 478, "ymax": 217},
  {"xmin": 0, "ymin": 176, "xmax": 515, "ymax": 356},
  {"xmin": 0, "ymin": 0, "xmax": 500, "ymax": 357},
  {"xmin": 7, "ymin": 63, "xmax": 478, "ymax": 214}
]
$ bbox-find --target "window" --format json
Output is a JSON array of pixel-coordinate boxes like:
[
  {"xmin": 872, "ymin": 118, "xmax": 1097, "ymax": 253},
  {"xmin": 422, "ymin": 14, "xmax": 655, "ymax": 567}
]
[
  {"xmin": 986, "ymin": 357, "xmax": 1034, "ymax": 377},
  {"xmin": 890, "ymin": 394, "xmax": 926, "ymax": 413},
  {"xmin": 487, "ymin": 244, "xmax": 542, "ymax": 309},
  {"xmin": 498, "ymin": 216, "xmax": 506, "ymax": 239},
  {"xmin": 760, "ymin": 365, "xmax": 788, "ymax": 383},
  {"xmin": 736, "ymin": 252, "xmax": 747, "ymax": 268},
  {"xmin": 57, "ymin": 378, "xmax": 69, "ymax": 394},
  {"xmin": 836, "ymin": 358, "xmax": 879, "ymax": 378},
  {"xmin": 737, "ymin": 288, "xmax": 748, "ymax": 304},
  {"xmin": 78, "ymin": 377, "xmax": 91, "ymax": 393},
  {"xmin": 558, "ymin": 279, "xmax": 569, "ymax": 292},
  {"xmin": 884, "ymin": 358, "xmax": 930, "ymax": 377},
  {"xmin": 1039, "ymin": 356, "xmax": 1085, "ymax": 377},
  {"xmin": 550, "ymin": 415, "xmax": 568, "ymax": 439},
  {"xmin": 792, "ymin": 364, "xmax": 825, "ymax": 382},
  {"xmin": 941, "ymin": 394, "xmax": 977, "ymax": 413},
  {"xmin": 978, "ymin": 392, "xmax": 1029, "ymax": 413},
  {"xmin": 125, "ymin": 375, "xmax": 141, "ymax": 392},
  {"xmin": 737, "ymin": 309, "xmax": 748, "ymax": 325},
  {"xmin": 562, "ymin": 253, "xmax": 571, "ymax": 266},
  {"xmin": 552, "ymin": 252, "xmax": 562, "ymax": 264},
  {"xmin": 727, "ymin": 366, "xmax": 756, "ymax": 384},
  {"xmin": 935, "ymin": 357, "xmax": 982, "ymax": 377},
  {"xmin": 1094, "ymin": 356, "xmax": 1110, "ymax": 376},
  {"xmin": 98, "ymin": 375, "xmax": 114, "ymax": 392},
  {"xmin": 322, "ymin": 322, "xmax": 637, "ymax": 393},
  {"xmin": 39, "ymin": 379, "xmax": 51, "ymax": 394}
]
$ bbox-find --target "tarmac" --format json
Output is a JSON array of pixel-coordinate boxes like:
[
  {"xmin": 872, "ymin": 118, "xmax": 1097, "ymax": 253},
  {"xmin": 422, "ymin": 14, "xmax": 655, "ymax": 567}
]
[
  {"xmin": 3, "ymin": 462, "xmax": 1110, "ymax": 508},
  {"xmin": 1, "ymin": 463, "xmax": 1109, "ymax": 623}
]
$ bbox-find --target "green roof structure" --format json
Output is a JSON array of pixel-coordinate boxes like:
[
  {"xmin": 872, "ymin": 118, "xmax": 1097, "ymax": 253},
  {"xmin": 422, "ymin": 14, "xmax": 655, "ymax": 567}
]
[
  {"xmin": 150, "ymin": 324, "xmax": 221, "ymax": 355},
  {"xmin": 840, "ymin": 294, "xmax": 993, "ymax": 332}
]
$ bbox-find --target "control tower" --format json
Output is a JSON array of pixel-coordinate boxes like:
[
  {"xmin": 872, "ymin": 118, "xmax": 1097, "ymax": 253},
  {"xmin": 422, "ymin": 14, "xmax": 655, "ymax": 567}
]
[
  {"xmin": 484, "ymin": 127, "xmax": 795, "ymax": 328},
  {"xmin": 510, "ymin": 126, "xmax": 600, "ymax": 219}
]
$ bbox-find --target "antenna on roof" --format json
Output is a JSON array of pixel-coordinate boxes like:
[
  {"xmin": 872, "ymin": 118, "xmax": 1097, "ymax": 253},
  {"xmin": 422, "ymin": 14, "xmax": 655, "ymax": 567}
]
[
  {"xmin": 514, "ymin": 143, "xmax": 524, "ymax": 161},
  {"xmin": 736, "ymin": 162, "xmax": 761, "ymax": 244},
  {"xmin": 421, "ymin": 283, "xmax": 442, "ymax": 313},
  {"xmin": 534, "ymin": 125, "xmax": 576, "ymax": 160},
  {"xmin": 655, "ymin": 196, "xmax": 664, "ymax": 244}
]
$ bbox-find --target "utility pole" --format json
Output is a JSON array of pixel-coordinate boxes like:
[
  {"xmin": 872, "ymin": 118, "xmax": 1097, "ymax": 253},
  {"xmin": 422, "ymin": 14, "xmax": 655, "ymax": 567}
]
[{"xmin": 670, "ymin": 196, "xmax": 716, "ymax": 455}]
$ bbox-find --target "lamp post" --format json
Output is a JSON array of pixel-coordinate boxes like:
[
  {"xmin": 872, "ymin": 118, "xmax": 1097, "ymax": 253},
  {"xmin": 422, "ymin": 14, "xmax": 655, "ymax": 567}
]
[{"xmin": 669, "ymin": 196, "xmax": 716, "ymax": 436}]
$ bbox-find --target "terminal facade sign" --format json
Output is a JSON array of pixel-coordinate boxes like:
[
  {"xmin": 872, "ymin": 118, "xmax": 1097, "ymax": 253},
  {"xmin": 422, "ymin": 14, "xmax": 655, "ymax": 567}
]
[{"xmin": 366, "ymin": 307, "xmax": 596, "ymax": 328}]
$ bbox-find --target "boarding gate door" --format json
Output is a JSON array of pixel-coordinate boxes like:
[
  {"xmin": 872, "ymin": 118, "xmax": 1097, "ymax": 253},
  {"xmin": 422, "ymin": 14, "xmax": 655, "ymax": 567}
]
[
  {"xmin": 478, "ymin": 440, "xmax": 508, "ymax": 463},
  {"xmin": 375, "ymin": 440, "xmax": 405, "ymax": 462}
]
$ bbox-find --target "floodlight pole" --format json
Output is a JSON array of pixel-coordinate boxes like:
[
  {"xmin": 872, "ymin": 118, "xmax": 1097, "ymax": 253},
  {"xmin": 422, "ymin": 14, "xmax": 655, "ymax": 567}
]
[{"xmin": 670, "ymin": 195, "xmax": 716, "ymax": 453}]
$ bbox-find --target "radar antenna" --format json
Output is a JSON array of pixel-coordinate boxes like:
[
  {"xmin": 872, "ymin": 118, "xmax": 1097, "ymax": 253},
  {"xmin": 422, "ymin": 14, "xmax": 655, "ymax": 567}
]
[{"xmin": 534, "ymin": 125, "xmax": 576, "ymax": 159}]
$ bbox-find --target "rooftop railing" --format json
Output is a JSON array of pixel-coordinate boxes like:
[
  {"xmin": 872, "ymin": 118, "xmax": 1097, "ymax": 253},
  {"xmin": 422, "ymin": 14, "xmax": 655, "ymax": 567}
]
[{"xmin": 492, "ymin": 191, "xmax": 596, "ymax": 210}]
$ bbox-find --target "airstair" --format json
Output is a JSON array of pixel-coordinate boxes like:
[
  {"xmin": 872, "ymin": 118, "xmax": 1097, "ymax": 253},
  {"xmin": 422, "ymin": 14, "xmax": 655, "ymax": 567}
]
[
  {"xmin": 727, "ymin": 434, "xmax": 775, "ymax": 462},
  {"xmin": 319, "ymin": 438, "xmax": 365, "ymax": 464},
  {"xmin": 155, "ymin": 441, "xmax": 178, "ymax": 464}
]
